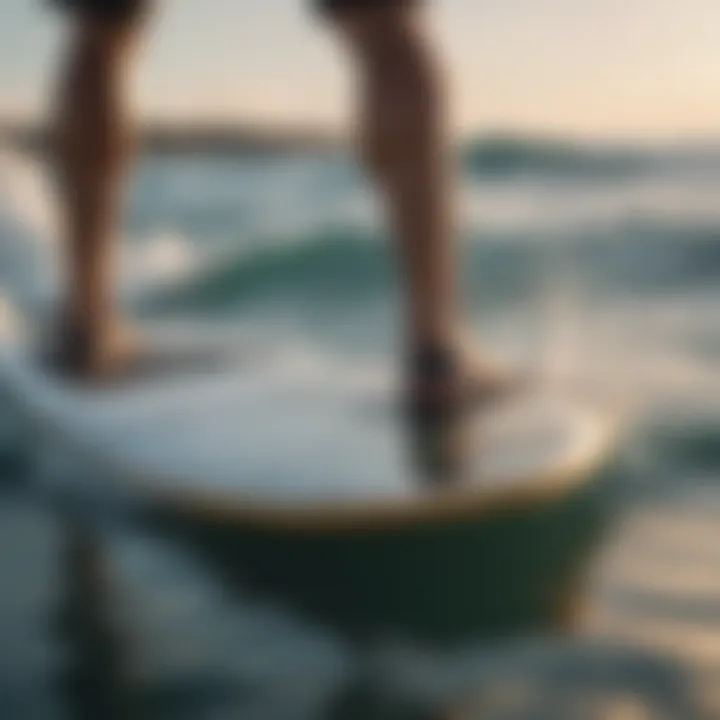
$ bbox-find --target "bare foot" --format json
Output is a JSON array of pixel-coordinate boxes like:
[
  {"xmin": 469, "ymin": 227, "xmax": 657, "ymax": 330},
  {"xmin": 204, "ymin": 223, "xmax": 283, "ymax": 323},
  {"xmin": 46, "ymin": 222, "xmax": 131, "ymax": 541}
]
[
  {"xmin": 405, "ymin": 337, "xmax": 523, "ymax": 484},
  {"xmin": 408, "ymin": 340, "xmax": 521, "ymax": 420},
  {"xmin": 48, "ymin": 317, "xmax": 141, "ymax": 383}
]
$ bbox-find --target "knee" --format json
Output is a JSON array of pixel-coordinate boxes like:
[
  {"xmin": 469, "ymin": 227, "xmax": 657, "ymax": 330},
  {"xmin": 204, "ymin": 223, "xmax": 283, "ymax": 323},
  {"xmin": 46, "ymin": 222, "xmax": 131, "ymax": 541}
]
[
  {"xmin": 71, "ymin": 24, "xmax": 137, "ymax": 66},
  {"xmin": 343, "ymin": 16, "xmax": 445, "ymax": 175},
  {"xmin": 359, "ymin": 44, "xmax": 445, "ymax": 178},
  {"xmin": 59, "ymin": 7, "xmax": 147, "ymax": 107},
  {"xmin": 57, "ymin": 13, "xmax": 143, "ymax": 156},
  {"xmin": 66, "ymin": 1, "xmax": 149, "ymax": 66}
]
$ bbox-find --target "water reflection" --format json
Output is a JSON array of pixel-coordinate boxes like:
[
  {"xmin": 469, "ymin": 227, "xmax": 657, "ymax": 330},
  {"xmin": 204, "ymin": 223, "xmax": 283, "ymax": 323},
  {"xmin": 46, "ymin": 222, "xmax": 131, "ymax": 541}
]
[{"xmin": 56, "ymin": 527, "xmax": 704, "ymax": 720}]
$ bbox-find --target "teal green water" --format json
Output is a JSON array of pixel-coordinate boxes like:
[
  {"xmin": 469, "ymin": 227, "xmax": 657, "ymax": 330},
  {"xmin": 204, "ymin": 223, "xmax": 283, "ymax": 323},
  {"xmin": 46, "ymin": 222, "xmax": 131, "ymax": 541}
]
[{"xmin": 0, "ymin": 138, "xmax": 718, "ymax": 718}]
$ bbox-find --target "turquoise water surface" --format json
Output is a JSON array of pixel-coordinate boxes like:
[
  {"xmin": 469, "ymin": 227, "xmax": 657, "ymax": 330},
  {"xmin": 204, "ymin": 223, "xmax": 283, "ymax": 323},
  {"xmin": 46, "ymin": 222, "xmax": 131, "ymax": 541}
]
[{"xmin": 0, "ymin": 138, "xmax": 718, "ymax": 718}]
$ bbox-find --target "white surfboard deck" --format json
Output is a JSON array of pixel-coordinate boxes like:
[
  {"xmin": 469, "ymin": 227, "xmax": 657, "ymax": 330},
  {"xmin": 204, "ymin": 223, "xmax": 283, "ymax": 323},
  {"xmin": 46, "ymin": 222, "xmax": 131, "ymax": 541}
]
[{"xmin": 0, "ymin": 303, "xmax": 617, "ymax": 524}]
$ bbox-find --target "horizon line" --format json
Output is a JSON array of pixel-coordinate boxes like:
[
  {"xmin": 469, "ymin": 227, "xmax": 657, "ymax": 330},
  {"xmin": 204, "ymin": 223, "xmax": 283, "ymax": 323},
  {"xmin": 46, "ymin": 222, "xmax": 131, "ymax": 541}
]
[{"xmin": 1, "ymin": 119, "xmax": 719, "ymax": 154}]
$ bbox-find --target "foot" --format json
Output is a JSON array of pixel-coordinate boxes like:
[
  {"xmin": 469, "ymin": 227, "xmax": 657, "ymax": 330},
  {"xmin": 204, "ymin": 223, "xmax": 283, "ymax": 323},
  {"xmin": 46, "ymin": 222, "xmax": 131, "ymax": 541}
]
[
  {"xmin": 407, "ymin": 339, "xmax": 520, "ymax": 421},
  {"xmin": 405, "ymin": 337, "xmax": 522, "ymax": 484},
  {"xmin": 48, "ymin": 317, "xmax": 141, "ymax": 383}
]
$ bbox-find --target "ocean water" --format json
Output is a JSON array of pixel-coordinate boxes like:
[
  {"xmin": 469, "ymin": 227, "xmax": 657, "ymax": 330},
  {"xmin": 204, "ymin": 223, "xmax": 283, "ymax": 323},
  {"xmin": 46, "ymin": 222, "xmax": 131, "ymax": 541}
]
[{"xmin": 0, "ymin": 138, "xmax": 718, "ymax": 718}]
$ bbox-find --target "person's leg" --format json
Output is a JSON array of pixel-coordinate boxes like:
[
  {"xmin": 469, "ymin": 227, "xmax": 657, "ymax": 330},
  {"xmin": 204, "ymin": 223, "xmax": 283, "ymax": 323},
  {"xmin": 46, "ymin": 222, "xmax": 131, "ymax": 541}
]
[
  {"xmin": 320, "ymin": 3, "xmax": 512, "ymax": 410},
  {"xmin": 51, "ymin": 0, "xmax": 149, "ymax": 378},
  {"xmin": 325, "ymin": 5, "xmax": 455, "ymax": 353}
]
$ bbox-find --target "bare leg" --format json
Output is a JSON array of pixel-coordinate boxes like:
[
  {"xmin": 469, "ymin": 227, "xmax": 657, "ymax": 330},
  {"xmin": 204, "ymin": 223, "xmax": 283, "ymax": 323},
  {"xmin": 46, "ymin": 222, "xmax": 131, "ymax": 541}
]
[
  {"xmin": 333, "ymin": 7, "xmax": 454, "ymax": 351},
  {"xmin": 327, "ymin": 7, "xmax": 515, "ymax": 410},
  {"xmin": 52, "ymin": 10, "xmax": 145, "ymax": 379}
]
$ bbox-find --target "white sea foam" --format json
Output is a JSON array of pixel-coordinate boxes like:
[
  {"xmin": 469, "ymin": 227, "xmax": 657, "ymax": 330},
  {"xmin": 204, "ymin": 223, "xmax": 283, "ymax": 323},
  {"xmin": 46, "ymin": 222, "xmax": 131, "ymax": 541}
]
[{"xmin": 0, "ymin": 150, "xmax": 206, "ymax": 310}]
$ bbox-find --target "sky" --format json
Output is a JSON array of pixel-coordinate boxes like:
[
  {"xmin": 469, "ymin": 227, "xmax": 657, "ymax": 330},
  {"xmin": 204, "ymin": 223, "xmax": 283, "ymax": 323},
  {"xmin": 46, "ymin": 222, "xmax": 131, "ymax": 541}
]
[{"xmin": 1, "ymin": 0, "xmax": 719, "ymax": 140}]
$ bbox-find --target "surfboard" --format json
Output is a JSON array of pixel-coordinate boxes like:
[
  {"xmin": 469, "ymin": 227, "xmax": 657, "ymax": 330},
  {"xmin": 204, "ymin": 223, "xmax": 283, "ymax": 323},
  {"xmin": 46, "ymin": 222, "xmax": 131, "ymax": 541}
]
[{"xmin": 0, "ymin": 300, "xmax": 621, "ymax": 645}]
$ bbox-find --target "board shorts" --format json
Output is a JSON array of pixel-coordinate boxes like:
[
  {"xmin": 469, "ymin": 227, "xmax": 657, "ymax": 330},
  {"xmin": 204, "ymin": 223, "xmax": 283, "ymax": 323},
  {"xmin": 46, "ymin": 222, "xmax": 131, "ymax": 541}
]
[{"xmin": 51, "ymin": 0, "xmax": 418, "ymax": 22}]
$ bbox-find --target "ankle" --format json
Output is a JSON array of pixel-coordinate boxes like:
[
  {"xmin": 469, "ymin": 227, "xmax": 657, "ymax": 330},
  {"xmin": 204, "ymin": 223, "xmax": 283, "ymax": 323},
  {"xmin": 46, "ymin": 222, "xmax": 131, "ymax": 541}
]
[
  {"xmin": 410, "ymin": 344, "xmax": 456, "ymax": 376},
  {"xmin": 59, "ymin": 311, "xmax": 120, "ymax": 355},
  {"xmin": 408, "ymin": 322, "xmax": 459, "ymax": 357}
]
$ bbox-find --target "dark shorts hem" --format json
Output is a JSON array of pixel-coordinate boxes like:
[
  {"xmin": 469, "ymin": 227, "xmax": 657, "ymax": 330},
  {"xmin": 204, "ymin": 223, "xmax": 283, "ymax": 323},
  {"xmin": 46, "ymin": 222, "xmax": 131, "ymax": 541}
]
[
  {"xmin": 50, "ymin": 0, "xmax": 149, "ymax": 21},
  {"xmin": 50, "ymin": 0, "xmax": 417, "ymax": 22},
  {"xmin": 318, "ymin": 0, "xmax": 417, "ymax": 13}
]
